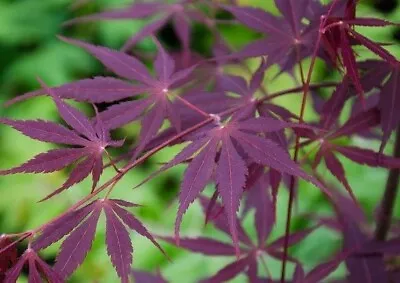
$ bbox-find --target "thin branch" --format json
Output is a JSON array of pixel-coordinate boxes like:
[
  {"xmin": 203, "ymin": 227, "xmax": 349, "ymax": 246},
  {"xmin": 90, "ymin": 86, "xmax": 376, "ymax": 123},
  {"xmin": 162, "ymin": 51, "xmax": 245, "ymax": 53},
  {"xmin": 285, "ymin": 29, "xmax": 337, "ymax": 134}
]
[
  {"xmin": 259, "ymin": 82, "xmax": 337, "ymax": 102},
  {"xmin": 104, "ymin": 150, "xmax": 121, "ymax": 174},
  {"xmin": 174, "ymin": 95, "xmax": 210, "ymax": 117},
  {"xmin": 0, "ymin": 233, "xmax": 32, "ymax": 255},
  {"xmin": 280, "ymin": 1, "xmax": 337, "ymax": 279},
  {"xmin": 375, "ymin": 125, "xmax": 400, "ymax": 241}
]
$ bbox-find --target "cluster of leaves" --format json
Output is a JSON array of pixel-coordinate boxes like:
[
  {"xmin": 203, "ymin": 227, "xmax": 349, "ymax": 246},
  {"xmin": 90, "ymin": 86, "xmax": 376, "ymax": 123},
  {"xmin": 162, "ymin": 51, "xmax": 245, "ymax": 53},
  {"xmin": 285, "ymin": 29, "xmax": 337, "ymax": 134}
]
[{"xmin": 1, "ymin": 0, "xmax": 400, "ymax": 282}]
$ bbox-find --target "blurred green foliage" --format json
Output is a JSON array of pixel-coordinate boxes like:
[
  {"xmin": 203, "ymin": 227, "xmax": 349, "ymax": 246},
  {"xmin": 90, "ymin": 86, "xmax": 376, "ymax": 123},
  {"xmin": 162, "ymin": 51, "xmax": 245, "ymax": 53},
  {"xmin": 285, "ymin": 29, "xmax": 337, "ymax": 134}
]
[{"xmin": 0, "ymin": 0, "xmax": 400, "ymax": 282}]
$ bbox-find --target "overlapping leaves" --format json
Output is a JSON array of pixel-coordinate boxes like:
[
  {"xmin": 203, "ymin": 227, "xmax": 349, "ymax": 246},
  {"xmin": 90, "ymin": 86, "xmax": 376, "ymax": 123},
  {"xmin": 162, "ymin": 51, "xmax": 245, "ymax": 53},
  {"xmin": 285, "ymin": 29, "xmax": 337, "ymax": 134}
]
[
  {"xmin": 65, "ymin": 0, "xmax": 202, "ymax": 54},
  {"xmin": 161, "ymin": 194, "xmax": 318, "ymax": 282},
  {"xmin": 1, "ymin": 0, "xmax": 400, "ymax": 282},
  {"xmin": 32, "ymin": 199, "xmax": 164, "ymax": 282},
  {"xmin": 145, "ymin": 114, "xmax": 329, "ymax": 253},
  {"xmin": 223, "ymin": 0, "xmax": 320, "ymax": 71},
  {"xmin": 300, "ymin": 76, "xmax": 400, "ymax": 201},
  {"xmin": 4, "ymin": 248, "xmax": 63, "ymax": 283}
]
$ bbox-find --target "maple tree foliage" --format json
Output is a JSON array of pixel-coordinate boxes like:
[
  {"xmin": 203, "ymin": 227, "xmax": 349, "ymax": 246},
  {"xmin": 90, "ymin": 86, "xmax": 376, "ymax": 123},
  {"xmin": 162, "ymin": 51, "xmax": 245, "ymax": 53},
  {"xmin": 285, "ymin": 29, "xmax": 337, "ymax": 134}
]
[
  {"xmin": 1, "ymin": 0, "xmax": 400, "ymax": 282},
  {"xmin": 64, "ymin": 0, "xmax": 203, "ymax": 55},
  {"xmin": 0, "ymin": 80, "xmax": 124, "ymax": 201}
]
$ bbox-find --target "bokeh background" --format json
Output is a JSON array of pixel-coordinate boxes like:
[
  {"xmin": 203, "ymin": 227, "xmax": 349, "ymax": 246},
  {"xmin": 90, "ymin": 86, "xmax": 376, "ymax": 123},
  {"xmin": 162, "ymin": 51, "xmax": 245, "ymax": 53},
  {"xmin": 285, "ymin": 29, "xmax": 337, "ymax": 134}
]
[{"xmin": 1, "ymin": 0, "xmax": 400, "ymax": 282}]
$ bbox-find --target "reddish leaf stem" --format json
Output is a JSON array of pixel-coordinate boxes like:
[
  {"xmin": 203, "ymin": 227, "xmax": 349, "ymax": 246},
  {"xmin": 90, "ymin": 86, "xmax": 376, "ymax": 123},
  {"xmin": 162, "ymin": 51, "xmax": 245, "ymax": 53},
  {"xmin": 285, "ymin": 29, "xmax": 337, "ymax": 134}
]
[
  {"xmin": 260, "ymin": 82, "xmax": 337, "ymax": 102},
  {"xmin": 104, "ymin": 150, "xmax": 121, "ymax": 174},
  {"xmin": 0, "ymin": 232, "xmax": 31, "ymax": 255},
  {"xmin": 280, "ymin": 78, "xmax": 310, "ymax": 283},
  {"xmin": 174, "ymin": 95, "xmax": 210, "ymax": 117},
  {"xmin": 280, "ymin": 2, "xmax": 336, "ymax": 279}
]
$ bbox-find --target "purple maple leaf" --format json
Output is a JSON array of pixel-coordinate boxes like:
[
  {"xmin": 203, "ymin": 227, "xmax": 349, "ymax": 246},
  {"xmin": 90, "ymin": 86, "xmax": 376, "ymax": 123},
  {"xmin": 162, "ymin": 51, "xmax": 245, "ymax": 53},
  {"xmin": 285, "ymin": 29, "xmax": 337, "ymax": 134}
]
[
  {"xmin": 312, "ymin": 190, "xmax": 390, "ymax": 282},
  {"xmin": 52, "ymin": 36, "xmax": 199, "ymax": 159},
  {"xmin": 64, "ymin": 0, "xmax": 205, "ymax": 56},
  {"xmin": 160, "ymin": 195, "xmax": 317, "ymax": 282},
  {"xmin": 5, "ymin": 248, "xmax": 63, "ymax": 283},
  {"xmin": 318, "ymin": 1, "xmax": 399, "ymax": 102},
  {"xmin": 299, "ymin": 81, "xmax": 400, "ymax": 201},
  {"xmin": 42, "ymin": 199, "xmax": 165, "ymax": 280},
  {"xmin": 0, "ymin": 80, "xmax": 124, "ymax": 200},
  {"xmin": 152, "ymin": 116, "xmax": 327, "ymax": 252},
  {"xmin": 223, "ymin": 0, "xmax": 319, "ymax": 71}
]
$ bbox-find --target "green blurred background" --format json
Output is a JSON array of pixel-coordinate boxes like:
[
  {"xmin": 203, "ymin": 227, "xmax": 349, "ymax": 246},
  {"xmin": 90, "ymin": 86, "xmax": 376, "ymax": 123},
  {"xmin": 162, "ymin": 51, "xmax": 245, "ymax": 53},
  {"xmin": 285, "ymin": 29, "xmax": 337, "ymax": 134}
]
[{"xmin": 1, "ymin": 0, "xmax": 400, "ymax": 282}]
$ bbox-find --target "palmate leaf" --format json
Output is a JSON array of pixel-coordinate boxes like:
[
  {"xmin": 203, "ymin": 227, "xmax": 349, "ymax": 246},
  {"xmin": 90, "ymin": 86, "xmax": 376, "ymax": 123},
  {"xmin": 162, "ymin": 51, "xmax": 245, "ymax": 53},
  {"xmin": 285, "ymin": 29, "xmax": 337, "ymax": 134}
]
[
  {"xmin": 150, "ymin": 115, "xmax": 328, "ymax": 252},
  {"xmin": 3, "ymin": 2, "xmax": 400, "ymax": 283},
  {"xmin": 0, "ymin": 80, "xmax": 124, "ymax": 200},
  {"xmin": 32, "ymin": 199, "xmax": 164, "ymax": 281},
  {"xmin": 4, "ymin": 249, "xmax": 63, "ymax": 283},
  {"xmin": 305, "ymin": 104, "xmax": 400, "ymax": 200},
  {"xmin": 56, "ymin": 36, "xmax": 198, "ymax": 157},
  {"xmin": 223, "ymin": 0, "xmax": 317, "ymax": 71},
  {"xmin": 64, "ymin": 0, "xmax": 202, "ymax": 53},
  {"xmin": 319, "ymin": 1, "xmax": 399, "ymax": 102},
  {"xmin": 226, "ymin": 0, "xmax": 398, "ymax": 100},
  {"xmin": 302, "ymin": 87, "xmax": 400, "ymax": 201},
  {"xmin": 162, "ymin": 194, "xmax": 317, "ymax": 282}
]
